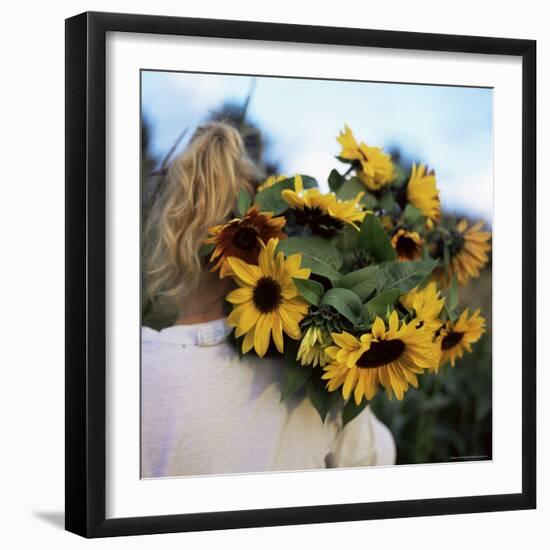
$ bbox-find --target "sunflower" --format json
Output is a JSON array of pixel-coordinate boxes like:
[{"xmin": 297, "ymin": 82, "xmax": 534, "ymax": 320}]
[
  {"xmin": 432, "ymin": 219, "xmax": 492, "ymax": 286},
  {"xmin": 322, "ymin": 311, "xmax": 439, "ymax": 403},
  {"xmin": 400, "ymin": 282, "xmax": 445, "ymax": 332},
  {"xmin": 438, "ymin": 308, "xmax": 486, "ymax": 368},
  {"xmin": 205, "ymin": 206, "xmax": 287, "ymax": 278},
  {"xmin": 336, "ymin": 125, "xmax": 394, "ymax": 191},
  {"xmin": 226, "ymin": 238, "xmax": 310, "ymax": 357},
  {"xmin": 406, "ymin": 163, "xmax": 441, "ymax": 224},
  {"xmin": 282, "ymin": 175, "xmax": 366, "ymax": 238},
  {"xmin": 297, "ymin": 325, "xmax": 332, "ymax": 367},
  {"xmin": 391, "ymin": 229, "xmax": 424, "ymax": 261},
  {"xmin": 257, "ymin": 174, "xmax": 287, "ymax": 192}
]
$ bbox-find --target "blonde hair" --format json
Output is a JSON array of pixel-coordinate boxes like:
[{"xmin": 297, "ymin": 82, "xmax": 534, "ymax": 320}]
[{"xmin": 144, "ymin": 122, "xmax": 257, "ymax": 306}]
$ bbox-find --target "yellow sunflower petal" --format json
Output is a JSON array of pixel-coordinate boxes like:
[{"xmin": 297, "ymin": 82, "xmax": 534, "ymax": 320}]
[
  {"xmin": 227, "ymin": 257, "xmax": 261, "ymax": 286},
  {"xmin": 272, "ymin": 314, "xmax": 284, "ymax": 353},
  {"xmin": 325, "ymin": 346, "xmax": 340, "ymax": 359},
  {"xmin": 254, "ymin": 314, "xmax": 273, "ymax": 357},
  {"xmin": 284, "ymin": 254, "xmax": 302, "ymax": 274},
  {"xmin": 388, "ymin": 310, "xmax": 399, "ymax": 335},
  {"xmin": 354, "ymin": 371, "xmax": 365, "ymax": 405},
  {"xmin": 242, "ymin": 326, "xmax": 255, "ymax": 354},
  {"xmin": 331, "ymin": 331, "xmax": 359, "ymax": 350},
  {"xmin": 280, "ymin": 281, "xmax": 298, "ymax": 299},
  {"xmin": 278, "ymin": 305, "xmax": 302, "ymax": 339},
  {"xmin": 234, "ymin": 305, "xmax": 261, "ymax": 338},
  {"xmin": 281, "ymin": 189, "xmax": 304, "ymax": 209},
  {"xmin": 347, "ymin": 348, "xmax": 364, "ymax": 368},
  {"xmin": 227, "ymin": 304, "xmax": 245, "ymax": 327},
  {"xmin": 226, "ymin": 287, "xmax": 253, "ymax": 304},
  {"xmin": 342, "ymin": 368, "xmax": 358, "ymax": 400},
  {"xmin": 371, "ymin": 317, "xmax": 386, "ymax": 339},
  {"xmin": 294, "ymin": 174, "xmax": 304, "ymax": 194}
]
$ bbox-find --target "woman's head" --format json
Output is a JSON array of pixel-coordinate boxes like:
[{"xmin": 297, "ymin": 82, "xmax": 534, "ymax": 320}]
[{"xmin": 144, "ymin": 122, "xmax": 258, "ymax": 306}]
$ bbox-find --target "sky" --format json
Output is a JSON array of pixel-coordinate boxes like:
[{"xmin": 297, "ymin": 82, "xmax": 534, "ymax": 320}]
[{"xmin": 141, "ymin": 70, "xmax": 493, "ymax": 224}]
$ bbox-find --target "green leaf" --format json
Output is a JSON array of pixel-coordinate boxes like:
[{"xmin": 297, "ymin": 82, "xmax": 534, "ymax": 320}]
[
  {"xmin": 443, "ymin": 244, "xmax": 450, "ymax": 271},
  {"xmin": 392, "ymin": 162, "xmax": 408, "ymax": 187},
  {"xmin": 342, "ymin": 398, "xmax": 369, "ymax": 427},
  {"xmin": 403, "ymin": 204, "xmax": 425, "ymax": 226},
  {"xmin": 306, "ymin": 380, "xmax": 329, "ymax": 422},
  {"xmin": 449, "ymin": 274, "xmax": 458, "ymax": 312},
  {"xmin": 366, "ymin": 288, "xmax": 401, "ymax": 317},
  {"xmin": 445, "ymin": 275, "xmax": 459, "ymax": 322},
  {"xmin": 277, "ymin": 236, "xmax": 342, "ymax": 284},
  {"xmin": 294, "ymin": 278, "xmax": 324, "ymax": 306},
  {"xmin": 358, "ymin": 214, "xmax": 397, "ymax": 263},
  {"xmin": 305, "ymin": 372, "xmax": 340, "ymax": 423},
  {"xmin": 321, "ymin": 288, "xmax": 363, "ymax": 324},
  {"xmin": 444, "ymin": 305, "xmax": 458, "ymax": 323},
  {"xmin": 377, "ymin": 259, "xmax": 438, "ymax": 294},
  {"xmin": 328, "ymin": 169, "xmax": 345, "ymax": 192},
  {"xmin": 368, "ymin": 288, "xmax": 401, "ymax": 306},
  {"xmin": 254, "ymin": 175, "xmax": 318, "ymax": 215},
  {"xmin": 334, "ymin": 225, "xmax": 359, "ymax": 253},
  {"xmin": 225, "ymin": 329, "xmax": 244, "ymax": 358},
  {"xmin": 281, "ymin": 341, "xmax": 312, "ymax": 402},
  {"xmin": 338, "ymin": 265, "xmax": 379, "ymax": 301},
  {"xmin": 377, "ymin": 192, "xmax": 397, "ymax": 214},
  {"xmin": 421, "ymin": 395, "xmax": 453, "ymax": 413},
  {"xmin": 237, "ymin": 189, "xmax": 252, "ymax": 216},
  {"xmin": 199, "ymin": 242, "xmax": 215, "ymax": 257},
  {"xmin": 336, "ymin": 177, "xmax": 377, "ymax": 209},
  {"xmin": 336, "ymin": 155, "xmax": 354, "ymax": 165}
]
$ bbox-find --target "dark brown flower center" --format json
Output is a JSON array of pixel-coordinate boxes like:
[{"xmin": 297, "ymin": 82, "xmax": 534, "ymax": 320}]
[
  {"xmin": 294, "ymin": 206, "xmax": 344, "ymax": 238},
  {"xmin": 396, "ymin": 235, "xmax": 420, "ymax": 259},
  {"xmin": 356, "ymin": 339, "xmax": 405, "ymax": 369},
  {"xmin": 430, "ymin": 230, "xmax": 465, "ymax": 261},
  {"xmin": 232, "ymin": 225, "xmax": 260, "ymax": 250},
  {"xmin": 441, "ymin": 331, "xmax": 464, "ymax": 350},
  {"xmin": 253, "ymin": 277, "xmax": 282, "ymax": 313},
  {"xmin": 449, "ymin": 229, "xmax": 465, "ymax": 256}
]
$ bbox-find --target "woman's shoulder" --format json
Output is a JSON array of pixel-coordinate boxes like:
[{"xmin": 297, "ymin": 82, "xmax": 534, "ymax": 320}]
[{"xmin": 141, "ymin": 325, "xmax": 285, "ymax": 379}]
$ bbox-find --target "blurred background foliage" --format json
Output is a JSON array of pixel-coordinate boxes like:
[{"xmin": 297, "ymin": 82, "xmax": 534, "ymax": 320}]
[{"xmin": 141, "ymin": 88, "xmax": 492, "ymax": 466}]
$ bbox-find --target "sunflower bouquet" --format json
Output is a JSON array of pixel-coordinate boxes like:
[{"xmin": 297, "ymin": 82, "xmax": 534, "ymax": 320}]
[{"xmin": 201, "ymin": 125, "xmax": 491, "ymax": 425}]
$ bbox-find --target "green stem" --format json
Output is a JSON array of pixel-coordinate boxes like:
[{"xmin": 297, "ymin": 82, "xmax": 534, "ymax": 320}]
[{"xmin": 343, "ymin": 165, "xmax": 355, "ymax": 178}]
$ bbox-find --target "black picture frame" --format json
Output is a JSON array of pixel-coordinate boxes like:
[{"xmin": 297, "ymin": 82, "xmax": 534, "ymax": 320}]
[{"xmin": 65, "ymin": 11, "xmax": 536, "ymax": 538}]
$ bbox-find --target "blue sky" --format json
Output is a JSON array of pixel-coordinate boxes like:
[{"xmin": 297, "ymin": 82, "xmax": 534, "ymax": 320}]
[{"xmin": 142, "ymin": 71, "xmax": 493, "ymax": 224}]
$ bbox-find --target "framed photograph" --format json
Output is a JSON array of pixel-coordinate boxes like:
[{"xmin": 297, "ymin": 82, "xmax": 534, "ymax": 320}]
[{"xmin": 65, "ymin": 11, "xmax": 536, "ymax": 538}]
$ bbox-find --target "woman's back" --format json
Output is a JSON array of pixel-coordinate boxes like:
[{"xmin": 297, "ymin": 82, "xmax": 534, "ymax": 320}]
[
  {"xmin": 141, "ymin": 319, "xmax": 395, "ymax": 478},
  {"xmin": 141, "ymin": 123, "xmax": 395, "ymax": 477}
]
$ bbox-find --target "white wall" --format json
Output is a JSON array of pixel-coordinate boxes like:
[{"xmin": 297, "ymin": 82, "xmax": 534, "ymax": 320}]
[{"xmin": 0, "ymin": 1, "xmax": 546, "ymax": 548}]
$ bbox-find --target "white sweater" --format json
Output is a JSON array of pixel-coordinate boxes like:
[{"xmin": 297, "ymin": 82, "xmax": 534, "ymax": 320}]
[{"xmin": 141, "ymin": 319, "xmax": 396, "ymax": 478}]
